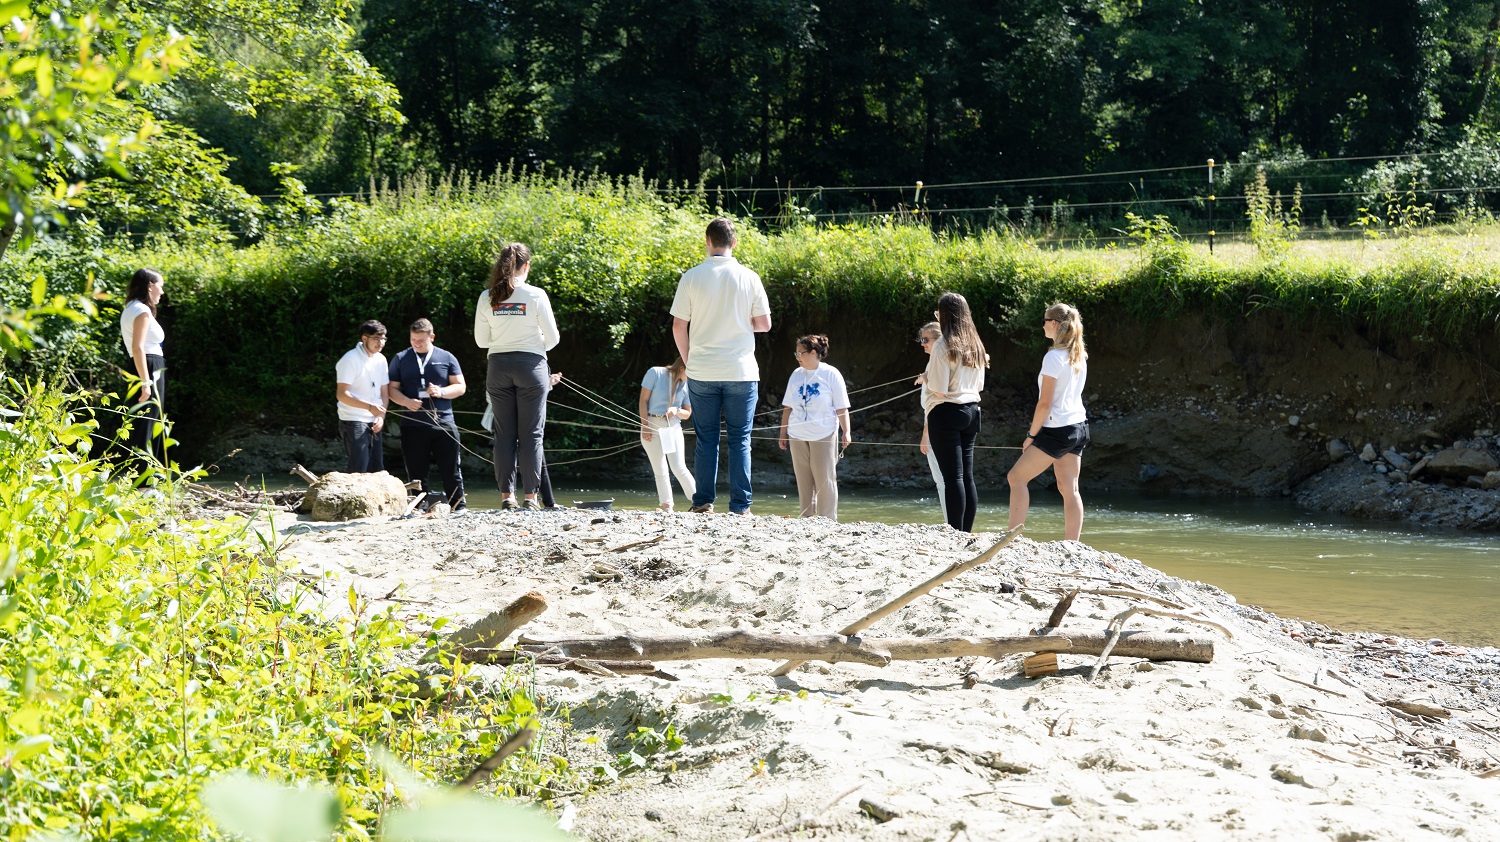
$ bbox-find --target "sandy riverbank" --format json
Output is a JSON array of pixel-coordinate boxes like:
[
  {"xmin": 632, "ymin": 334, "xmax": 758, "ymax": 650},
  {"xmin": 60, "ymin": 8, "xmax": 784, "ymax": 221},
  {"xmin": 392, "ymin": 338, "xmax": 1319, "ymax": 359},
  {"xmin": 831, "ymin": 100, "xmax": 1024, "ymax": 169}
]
[{"xmin": 275, "ymin": 507, "xmax": 1500, "ymax": 841}]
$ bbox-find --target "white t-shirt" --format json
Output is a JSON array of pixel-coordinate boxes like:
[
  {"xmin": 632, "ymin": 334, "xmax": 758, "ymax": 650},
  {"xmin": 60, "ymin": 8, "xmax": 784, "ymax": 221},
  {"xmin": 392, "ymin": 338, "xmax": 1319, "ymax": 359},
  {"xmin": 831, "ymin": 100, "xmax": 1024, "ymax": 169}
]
[
  {"xmin": 669, "ymin": 255, "xmax": 770, "ymax": 381},
  {"xmin": 120, "ymin": 300, "xmax": 164, "ymax": 356},
  {"xmin": 335, "ymin": 344, "xmax": 390, "ymax": 422},
  {"xmin": 782, "ymin": 364, "xmax": 850, "ymax": 441},
  {"xmin": 474, "ymin": 280, "xmax": 560, "ymax": 356},
  {"xmin": 1039, "ymin": 348, "xmax": 1087, "ymax": 427}
]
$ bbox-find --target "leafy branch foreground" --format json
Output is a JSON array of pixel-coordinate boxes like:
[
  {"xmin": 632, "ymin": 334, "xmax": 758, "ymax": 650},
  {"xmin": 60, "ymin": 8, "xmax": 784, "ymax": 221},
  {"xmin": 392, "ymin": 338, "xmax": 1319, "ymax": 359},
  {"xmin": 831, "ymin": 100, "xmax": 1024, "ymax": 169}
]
[{"xmin": 0, "ymin": 388, "xmax": 576, "ymax": 840}]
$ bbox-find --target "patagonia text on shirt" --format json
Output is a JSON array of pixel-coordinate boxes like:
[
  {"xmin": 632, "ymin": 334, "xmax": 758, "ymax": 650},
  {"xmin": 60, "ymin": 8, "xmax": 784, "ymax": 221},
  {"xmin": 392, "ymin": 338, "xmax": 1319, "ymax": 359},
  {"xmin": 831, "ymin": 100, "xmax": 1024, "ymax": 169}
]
[{"xmin": 493, "ymin": 302, "xmax": 527, "ymax": 316}]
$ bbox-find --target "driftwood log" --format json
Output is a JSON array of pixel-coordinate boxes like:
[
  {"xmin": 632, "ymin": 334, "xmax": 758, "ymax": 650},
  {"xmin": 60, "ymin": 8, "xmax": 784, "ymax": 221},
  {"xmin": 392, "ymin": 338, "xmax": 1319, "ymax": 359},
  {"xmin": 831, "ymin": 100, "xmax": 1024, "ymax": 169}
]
[
  {"xmin": 513, "ymin": 628, "xmax": 1215, "ymax": 666},
  {"xmin": 423, "ymin": 591, "xmax": 549, "ymax": 662},
  {"xmin": 770, "ymin": 523, "xmax": 1024, "ymax": 676}
]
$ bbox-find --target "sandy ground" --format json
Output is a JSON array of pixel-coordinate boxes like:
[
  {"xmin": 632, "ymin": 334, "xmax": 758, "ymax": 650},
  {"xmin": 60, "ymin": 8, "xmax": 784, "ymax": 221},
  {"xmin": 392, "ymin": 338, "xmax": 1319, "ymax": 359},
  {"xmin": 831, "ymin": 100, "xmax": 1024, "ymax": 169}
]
[{"xmin": 273, "ymin": 507, "xmax": 1500, "ymax": 841}]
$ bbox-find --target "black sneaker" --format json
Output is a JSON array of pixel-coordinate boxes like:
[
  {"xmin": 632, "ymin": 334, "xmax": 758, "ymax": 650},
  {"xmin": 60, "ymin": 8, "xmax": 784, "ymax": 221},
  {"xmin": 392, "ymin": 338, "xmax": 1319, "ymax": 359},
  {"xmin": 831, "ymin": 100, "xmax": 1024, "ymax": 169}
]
[
  {"xmin": 689, "ymin": 503, "xmax": 714, "ymax": 514},
  {"xmin": 501, "ymin": 497, "xmax": 519, "ymax": 510}
]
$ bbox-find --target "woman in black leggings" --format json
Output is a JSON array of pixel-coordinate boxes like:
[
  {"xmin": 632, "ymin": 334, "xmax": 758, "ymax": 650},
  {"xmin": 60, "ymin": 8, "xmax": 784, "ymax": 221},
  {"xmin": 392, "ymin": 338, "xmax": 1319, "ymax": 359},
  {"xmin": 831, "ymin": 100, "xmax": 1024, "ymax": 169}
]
[{"xmin": 922, "ymin": 292, "xmax": 989, "ymax": 531}]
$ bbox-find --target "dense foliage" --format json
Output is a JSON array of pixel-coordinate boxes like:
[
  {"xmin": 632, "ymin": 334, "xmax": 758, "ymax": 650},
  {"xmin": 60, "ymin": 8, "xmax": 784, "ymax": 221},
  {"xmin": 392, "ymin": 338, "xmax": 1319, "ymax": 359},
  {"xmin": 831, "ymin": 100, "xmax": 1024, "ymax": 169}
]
[
  {"xmin": 5, "ymin": 173, "xmax": 1500, "ymax": 457},
  {"xmin": 0, "ymin": 388, "xmax": 575, "ymax": 839}
]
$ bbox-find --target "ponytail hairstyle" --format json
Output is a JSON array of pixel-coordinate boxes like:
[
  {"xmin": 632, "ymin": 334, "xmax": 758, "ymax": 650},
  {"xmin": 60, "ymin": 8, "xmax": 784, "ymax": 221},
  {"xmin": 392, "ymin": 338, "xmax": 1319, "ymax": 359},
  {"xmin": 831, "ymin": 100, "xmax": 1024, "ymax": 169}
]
[
  {"xmin": 797, "ymin": 334, "xmax": 829, "ymax": 360},
  {"xmin": 1045, "ymin": 302, "xmax": 1087, "ymax": 370},
  {"xmin": 126, "ymin": 268, "xmax": 162, "ymax": 317},
  {"xmin": 487, "ymin": 242, "xmax": 533, "ymax": 305},
  {"xmin": 667, "ymin": 355, "xmax": 687, "ymax": 390},
  {"xmin": 936, "ymin": 292, "xmax": 987, "ymax": 369}
]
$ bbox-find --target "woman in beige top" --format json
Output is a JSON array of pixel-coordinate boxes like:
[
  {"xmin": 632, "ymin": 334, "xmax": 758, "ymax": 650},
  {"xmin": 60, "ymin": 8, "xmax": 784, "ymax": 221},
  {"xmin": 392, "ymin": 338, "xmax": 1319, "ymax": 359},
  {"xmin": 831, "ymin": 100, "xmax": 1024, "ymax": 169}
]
[{"xmin": 922, "ymin": 292, "xmax": 988, "ymax": 531}]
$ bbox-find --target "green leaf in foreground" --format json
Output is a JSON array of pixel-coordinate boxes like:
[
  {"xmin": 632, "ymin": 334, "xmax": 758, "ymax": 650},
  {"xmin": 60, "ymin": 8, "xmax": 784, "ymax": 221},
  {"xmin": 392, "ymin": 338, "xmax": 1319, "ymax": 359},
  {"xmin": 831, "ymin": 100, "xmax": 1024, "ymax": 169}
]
[
  {"xmin": 380, "ymin": 795, "xmax": 574, "ymax": 842},
  {"xmin": 201, "ymin": 772, "xmax": 340, "ymax": 842}
]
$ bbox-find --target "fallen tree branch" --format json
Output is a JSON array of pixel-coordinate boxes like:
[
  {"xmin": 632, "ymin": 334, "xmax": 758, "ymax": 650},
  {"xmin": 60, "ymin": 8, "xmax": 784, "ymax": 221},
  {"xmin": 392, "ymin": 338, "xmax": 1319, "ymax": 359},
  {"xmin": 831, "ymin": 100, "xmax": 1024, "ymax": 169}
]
[
  {"xmin": 455, "ymin": 727, "xmax": 535, "ymax": 789},
  {"xmin": 770, "ymin": 524, "xmax": 1023, "ymax": 676},
  {"xmin": 423, "ymin": 591, "xmax": 548, "ymax": 663},
  {"xmin": 1090, "ymin": 606, "xmax": 1234, "ymax": 681},
  {"xmin": 515, "ymin": 628, "xmax": 1215, "ymax": 665}
]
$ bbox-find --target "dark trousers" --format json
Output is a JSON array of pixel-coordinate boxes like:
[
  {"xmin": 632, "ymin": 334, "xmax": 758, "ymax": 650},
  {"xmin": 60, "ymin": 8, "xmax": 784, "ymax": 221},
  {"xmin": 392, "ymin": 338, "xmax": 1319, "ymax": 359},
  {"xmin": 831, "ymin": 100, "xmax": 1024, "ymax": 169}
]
[
  {"xmin": 340, "ymin": 419, "xmax": 384, "ymax": 473},
  {"xmin": 128, "ymin": 354, "xmax": 168, "ymax": 468},
  {"xmin": 401, "ymin": 422, "xmax": 465, "ymax": 506},
  {"xmin": 928, "ymin": 402, "xmax": 982, "ymax": 532},
  {"xmin": 506, "ymin": 458, "xmax": 556, "ymax": 507},
  {"xmin": 487, "ymin": 351, "xmax": 549, "ymax": 494}
]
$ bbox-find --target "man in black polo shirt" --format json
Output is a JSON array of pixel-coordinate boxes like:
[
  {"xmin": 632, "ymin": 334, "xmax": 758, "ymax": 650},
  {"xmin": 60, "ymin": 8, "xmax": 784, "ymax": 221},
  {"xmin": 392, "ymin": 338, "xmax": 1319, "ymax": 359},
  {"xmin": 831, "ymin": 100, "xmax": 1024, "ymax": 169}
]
[{"xmin": 387, "ymin": 318, "xmax": 468, "ymax": 510}]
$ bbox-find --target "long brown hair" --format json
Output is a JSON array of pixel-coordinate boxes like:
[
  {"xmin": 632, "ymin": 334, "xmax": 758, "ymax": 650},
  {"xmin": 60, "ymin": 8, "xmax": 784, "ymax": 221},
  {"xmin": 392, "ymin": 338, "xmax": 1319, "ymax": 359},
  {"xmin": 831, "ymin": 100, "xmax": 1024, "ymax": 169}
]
[
  {"xmin": 487, "ymin": 242, "xmax": 532, "ymax": 305},
  {"xmin": 1045, "ymin": 302, "xmax": 1087, "ymax": 370},
  {"xmin": 126, "ymin": 268, "xmax": 162, "ymax": 317},
  {"xmin": 667, "ymin": 355, "xmax": 687, "ymax": 390},
  {"xmin": 936, "ymin": 292, "xmax": 987, "ymax": 368}
]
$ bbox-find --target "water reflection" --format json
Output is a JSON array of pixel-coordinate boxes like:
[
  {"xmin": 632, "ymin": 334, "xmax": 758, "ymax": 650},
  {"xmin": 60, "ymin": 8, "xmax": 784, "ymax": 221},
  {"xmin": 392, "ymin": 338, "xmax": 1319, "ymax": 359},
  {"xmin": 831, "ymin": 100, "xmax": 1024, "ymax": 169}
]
[{"xmin": 464, "ymin": 484, "xmax": 1499, "ymax": 646}]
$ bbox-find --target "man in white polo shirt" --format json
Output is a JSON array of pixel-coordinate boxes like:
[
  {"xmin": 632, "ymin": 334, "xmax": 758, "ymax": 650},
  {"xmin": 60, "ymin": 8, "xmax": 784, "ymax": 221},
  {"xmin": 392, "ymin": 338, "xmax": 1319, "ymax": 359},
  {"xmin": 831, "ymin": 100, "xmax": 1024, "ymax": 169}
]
[
  {"xmin": 334, "ymin": 320, "xmax": 390, "ymax": 472},
  {"xmin": 671, "ymin": 217, "xmax": 772, "ymax": 514}
]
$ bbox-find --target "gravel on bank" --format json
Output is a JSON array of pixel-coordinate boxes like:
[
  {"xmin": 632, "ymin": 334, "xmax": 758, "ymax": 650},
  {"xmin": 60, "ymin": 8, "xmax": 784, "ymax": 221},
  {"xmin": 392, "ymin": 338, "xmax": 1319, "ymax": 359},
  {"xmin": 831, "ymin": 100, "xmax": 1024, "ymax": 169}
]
[{"xmin": 276, "ymin": 507, "xmax": 1500, "ymax": 841}]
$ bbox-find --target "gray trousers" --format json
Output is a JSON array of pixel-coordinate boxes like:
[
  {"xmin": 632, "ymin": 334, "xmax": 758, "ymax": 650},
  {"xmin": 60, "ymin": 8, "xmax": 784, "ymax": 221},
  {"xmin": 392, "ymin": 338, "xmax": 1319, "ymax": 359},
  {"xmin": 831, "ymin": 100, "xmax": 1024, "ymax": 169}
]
[{"xmin": 487, "ymin": 352, "xmax": 549, "ymax": 495}]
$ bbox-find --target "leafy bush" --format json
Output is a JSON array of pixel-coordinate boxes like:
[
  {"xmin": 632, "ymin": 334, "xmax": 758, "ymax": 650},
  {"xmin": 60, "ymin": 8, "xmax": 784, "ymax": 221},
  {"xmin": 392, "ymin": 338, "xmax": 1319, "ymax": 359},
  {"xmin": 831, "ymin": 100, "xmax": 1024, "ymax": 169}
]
[{"xmin": 0, "ymin": 387, "xmax": 574, "ymax": 839}]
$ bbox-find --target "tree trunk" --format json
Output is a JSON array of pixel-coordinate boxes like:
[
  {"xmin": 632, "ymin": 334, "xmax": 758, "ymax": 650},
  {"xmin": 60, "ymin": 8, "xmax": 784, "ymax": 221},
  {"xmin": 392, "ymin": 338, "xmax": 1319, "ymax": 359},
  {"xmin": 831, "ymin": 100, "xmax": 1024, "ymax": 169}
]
[
  {"xmin": 1477, "ymin": 2, "xmax": 1500, "ymax": 123},
  {"xmin": 514, "ymin": 628, "xmax": 1215, "ymax": 666},
  {"xmin": 0, "ymin": 220, "xmax": 16, "ymax": 263}
]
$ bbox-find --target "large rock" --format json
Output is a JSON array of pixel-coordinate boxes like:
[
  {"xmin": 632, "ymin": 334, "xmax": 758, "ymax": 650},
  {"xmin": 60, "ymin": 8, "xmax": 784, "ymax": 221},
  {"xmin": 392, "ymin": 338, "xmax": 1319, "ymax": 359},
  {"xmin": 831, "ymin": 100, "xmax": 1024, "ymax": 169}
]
[
  {"xmin": 1424, "ymin": 448, "xmax": 1499, "ymax": 481},
  {"xmin": 302, "ymin": 471, "xmax": 408, "ymax": 521}
]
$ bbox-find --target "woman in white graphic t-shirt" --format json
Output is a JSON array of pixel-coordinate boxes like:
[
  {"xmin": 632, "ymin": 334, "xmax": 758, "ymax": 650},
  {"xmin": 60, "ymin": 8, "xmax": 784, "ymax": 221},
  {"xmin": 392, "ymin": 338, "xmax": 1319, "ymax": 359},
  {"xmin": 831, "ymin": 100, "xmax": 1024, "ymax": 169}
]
[
  {"xmin": 1007, "ymin": 302, "xmax": 1090, "ymax": 540},
  {"xmin": 777, "ymin": 334, "xmax": 852, "ymax": 520}
]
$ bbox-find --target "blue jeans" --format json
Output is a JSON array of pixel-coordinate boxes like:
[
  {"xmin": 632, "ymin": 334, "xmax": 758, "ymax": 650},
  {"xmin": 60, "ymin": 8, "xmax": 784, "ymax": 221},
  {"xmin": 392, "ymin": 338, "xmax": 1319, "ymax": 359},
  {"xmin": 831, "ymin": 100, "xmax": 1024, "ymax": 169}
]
[
  {"xmin": 340, "ymin": 419, "xmax": 384, "ymax": 473},
  {"xmin": 688, "ymin": 379, "xmax": 757, "ymax": 512}
]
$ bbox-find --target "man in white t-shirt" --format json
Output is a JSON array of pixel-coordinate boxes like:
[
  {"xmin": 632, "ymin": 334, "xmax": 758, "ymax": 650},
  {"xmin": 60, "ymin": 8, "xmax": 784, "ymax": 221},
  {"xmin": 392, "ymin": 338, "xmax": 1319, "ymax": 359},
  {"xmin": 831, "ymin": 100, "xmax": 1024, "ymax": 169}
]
[
  {"xmin": 334, "ymin": 320, "xmax": 391, "ymax": 472},
  {"xmin": 670, "ymin": 217, "xmax": 772, "ymax": 514}
]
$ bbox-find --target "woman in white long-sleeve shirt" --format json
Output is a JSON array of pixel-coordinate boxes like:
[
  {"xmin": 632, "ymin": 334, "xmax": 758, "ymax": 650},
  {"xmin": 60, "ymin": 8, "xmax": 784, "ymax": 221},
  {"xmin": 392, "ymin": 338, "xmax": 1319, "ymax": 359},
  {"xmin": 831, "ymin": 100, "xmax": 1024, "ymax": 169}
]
[
  {"xmin": 923, "ymin": 292, "xmax": 989, "ymax": 532},
  {"xmin": 475, "ymin": 242, "xmax": 560, "ymax": 509}
]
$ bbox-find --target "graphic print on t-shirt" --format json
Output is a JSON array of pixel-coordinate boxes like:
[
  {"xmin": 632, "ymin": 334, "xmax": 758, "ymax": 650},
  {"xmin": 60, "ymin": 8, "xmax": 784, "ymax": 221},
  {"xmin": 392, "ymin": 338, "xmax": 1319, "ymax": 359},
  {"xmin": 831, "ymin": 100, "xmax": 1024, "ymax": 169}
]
[
  {"xmin": 797, "ymin": 382, "xmax": 821, "ymax": 403},
  {"xmin": 493, "ymin": 302, "xmax": 527, "ymax": 316}
]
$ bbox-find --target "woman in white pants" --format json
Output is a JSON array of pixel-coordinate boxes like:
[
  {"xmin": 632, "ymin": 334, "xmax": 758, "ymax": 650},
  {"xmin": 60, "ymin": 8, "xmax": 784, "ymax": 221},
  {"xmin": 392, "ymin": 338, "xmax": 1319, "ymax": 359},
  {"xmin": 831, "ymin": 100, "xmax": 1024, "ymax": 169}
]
[
  {"xmin": 639, "ymin": 356, "xmax": 695, "ymax": 510},
  {"xmin": 914, "ymin": 321, "xmax": 946, "ymax": 523}
]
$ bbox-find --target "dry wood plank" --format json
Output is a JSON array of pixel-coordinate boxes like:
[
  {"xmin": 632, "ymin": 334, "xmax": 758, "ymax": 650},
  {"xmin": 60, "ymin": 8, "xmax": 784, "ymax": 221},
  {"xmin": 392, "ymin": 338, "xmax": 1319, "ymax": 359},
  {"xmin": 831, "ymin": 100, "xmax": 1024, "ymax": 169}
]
[
  {"xmin": 770, "ymin": 524, "xmax": 1023, "ymax": 676},
  {"xmin": 516, "ymin": 629, "xmax": 1215, "ymax": 665}
]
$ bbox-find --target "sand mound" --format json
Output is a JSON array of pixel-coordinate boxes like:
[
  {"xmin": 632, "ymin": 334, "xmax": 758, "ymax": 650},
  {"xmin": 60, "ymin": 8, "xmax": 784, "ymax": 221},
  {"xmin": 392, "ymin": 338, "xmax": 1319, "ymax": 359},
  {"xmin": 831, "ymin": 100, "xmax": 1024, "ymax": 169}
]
[{"xmin": 280, "ymin": 508, "xmax": 1500, "ymax": 841}]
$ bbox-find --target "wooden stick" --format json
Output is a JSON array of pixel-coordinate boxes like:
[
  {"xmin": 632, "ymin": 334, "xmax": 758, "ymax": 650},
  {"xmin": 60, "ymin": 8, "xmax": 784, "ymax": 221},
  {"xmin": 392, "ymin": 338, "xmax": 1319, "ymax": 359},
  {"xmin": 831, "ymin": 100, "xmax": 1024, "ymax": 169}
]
[
  {"xmin": 289, "ymin": 464, "xmax": 319, "ymax": 485},
  {"xmin": 1044, "ymin": 588, "xmax": 1080, "ymax": 630},
  {"xmin": 454, "ymin": 727, "xmax": 535, "ymax": 789},
  {"xmin": 516, "ymin": 629, "xmax": 1215, "ymax": 665},
  {"xmin": 740, "ymin": 783, "xmax": 861, "ymax": 841},
  {"xmin": 770, "ymin": 524, "xmax": 1023, "ymax": 676},
  {"xmin": 423, "ymin": 591, "xmax": 548, "ymax": 663}
]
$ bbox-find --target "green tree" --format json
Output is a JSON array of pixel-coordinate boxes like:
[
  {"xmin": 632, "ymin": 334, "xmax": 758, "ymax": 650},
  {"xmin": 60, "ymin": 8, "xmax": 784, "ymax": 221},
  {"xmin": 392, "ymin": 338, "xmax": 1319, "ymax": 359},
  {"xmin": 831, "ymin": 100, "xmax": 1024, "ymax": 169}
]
[{"xmin": 0, "ymin": 0, "xmax": 188, "ymax": 260}]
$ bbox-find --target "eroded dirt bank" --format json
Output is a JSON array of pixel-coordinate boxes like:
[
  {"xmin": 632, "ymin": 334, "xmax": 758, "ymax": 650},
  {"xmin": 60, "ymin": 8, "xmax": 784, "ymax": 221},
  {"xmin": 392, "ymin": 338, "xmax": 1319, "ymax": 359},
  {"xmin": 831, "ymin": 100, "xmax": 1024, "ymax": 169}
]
[{"xmin": 208, "ymin": 307, "xmax": 1500, "ymax": 528}]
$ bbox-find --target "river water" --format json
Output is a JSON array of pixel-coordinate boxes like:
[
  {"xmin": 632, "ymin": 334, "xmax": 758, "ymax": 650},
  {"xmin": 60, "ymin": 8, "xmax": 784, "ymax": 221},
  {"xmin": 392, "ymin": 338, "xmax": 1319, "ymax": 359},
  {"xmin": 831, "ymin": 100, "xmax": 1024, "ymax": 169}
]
[{"xmin": 463, "ymin": 484, "xmax": 1500, "ymax": 647}]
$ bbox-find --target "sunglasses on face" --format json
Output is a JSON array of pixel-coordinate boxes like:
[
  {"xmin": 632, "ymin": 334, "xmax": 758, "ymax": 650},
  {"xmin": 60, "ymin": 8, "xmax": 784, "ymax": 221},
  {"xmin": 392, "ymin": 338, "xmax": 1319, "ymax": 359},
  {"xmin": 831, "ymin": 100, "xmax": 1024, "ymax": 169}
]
[{"xmin": 917, "ymin": 337, "xmax": 932, "ymax": 345}]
